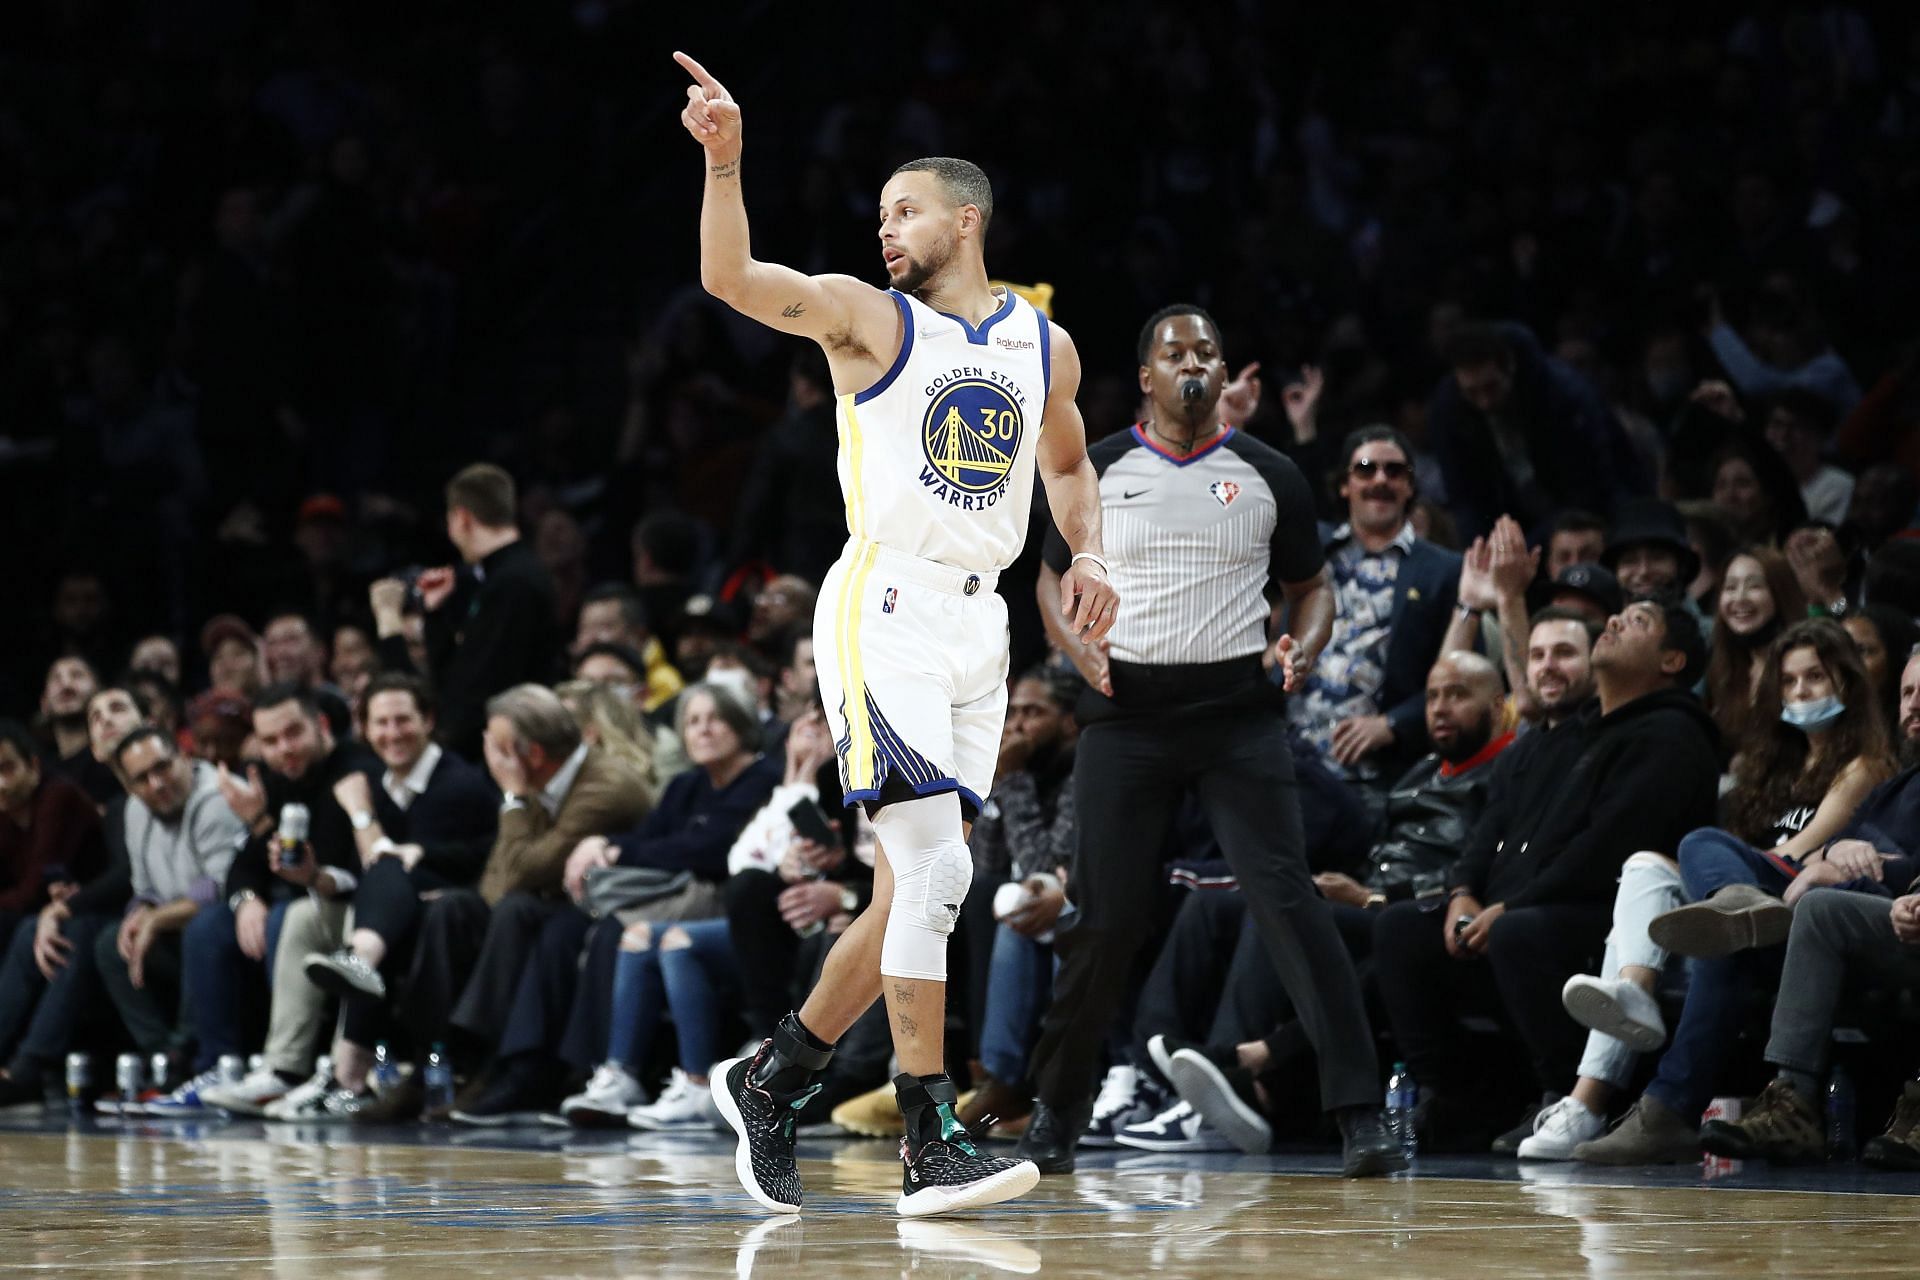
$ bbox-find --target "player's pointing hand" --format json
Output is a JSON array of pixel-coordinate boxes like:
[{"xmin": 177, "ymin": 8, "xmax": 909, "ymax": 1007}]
[{"xmin": 674, "ymin": 52, "xmax": 742, "ymax": 157}]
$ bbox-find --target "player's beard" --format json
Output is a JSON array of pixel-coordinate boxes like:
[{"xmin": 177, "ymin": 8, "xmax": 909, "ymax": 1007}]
[{"xmin": 893, "ymin": 233, "xmax": 956, "ymax": 294}]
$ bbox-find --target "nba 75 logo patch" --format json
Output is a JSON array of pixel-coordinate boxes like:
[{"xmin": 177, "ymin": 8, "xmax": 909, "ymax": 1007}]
[
  {"xmin": 882, "ymin": 586, "xmax": 898, "ymax": 614},
  {"xmin": 1209, "ymin": 480, "xmax": 1240, "ymax": 508}
]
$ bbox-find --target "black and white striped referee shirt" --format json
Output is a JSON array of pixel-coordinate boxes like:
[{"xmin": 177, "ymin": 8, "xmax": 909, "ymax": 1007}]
[{"xmin": 1042, "ymin": 425, "xmax": 1325, "ymax": 666}]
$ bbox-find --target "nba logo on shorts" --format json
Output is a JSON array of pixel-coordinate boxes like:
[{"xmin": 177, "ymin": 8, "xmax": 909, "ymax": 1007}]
[{"xmin": 882, "ymin": 586, "xmax": 898, "ymax": 614}]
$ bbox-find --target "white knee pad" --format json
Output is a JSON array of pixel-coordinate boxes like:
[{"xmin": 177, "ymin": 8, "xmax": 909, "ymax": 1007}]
[{"xmin": 874, "ymin": 791, "xmax": 973, "ymax": 982}]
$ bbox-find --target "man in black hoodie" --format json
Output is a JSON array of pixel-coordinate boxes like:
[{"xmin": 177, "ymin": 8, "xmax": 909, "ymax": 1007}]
[{"xmin": 1371, "ymin": 593, "xmax": 1717, "ymax": 1147}]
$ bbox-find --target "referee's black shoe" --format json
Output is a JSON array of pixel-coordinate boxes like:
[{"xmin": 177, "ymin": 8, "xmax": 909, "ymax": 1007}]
[
  {"xmin": 1338, "ymin": 1106, "xmax": 1410, "ymax": 1178},
  {"xmin": 1015, "ymin": 1099, "xmax": 1089, "ymax": 1174}
]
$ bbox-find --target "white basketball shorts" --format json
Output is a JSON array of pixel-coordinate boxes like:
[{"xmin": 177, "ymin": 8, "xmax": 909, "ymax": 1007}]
[{"xmin": 815, "ymin": 539, "xmax": 1009, "ymax": 818}]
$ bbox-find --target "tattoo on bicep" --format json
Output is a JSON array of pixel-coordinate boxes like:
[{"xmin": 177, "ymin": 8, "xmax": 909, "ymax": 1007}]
[
  {"xmin": 781, "ymin": 302, "xmax": 806, "ymax": 318},
  {"xmin": 709, "ymin": 159, "xmax": 741, "ymax": 179}
]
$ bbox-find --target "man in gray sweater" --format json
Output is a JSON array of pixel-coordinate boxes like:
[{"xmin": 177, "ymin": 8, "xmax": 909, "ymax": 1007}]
[{"xmin": 93, "ymin": 725, "xmax": 246, "ymax": 1091}]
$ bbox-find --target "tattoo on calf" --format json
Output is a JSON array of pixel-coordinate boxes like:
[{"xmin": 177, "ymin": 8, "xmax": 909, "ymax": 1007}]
[{"xmin": 892, "ymin": 983, "xmax": 916, "ymax": 1005}]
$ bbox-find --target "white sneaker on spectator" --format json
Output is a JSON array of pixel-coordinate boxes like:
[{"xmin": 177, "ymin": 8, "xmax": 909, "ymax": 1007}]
[
  {"xmin": 1081, "ymin": 1064, "xmax": 1164, "ymax": 1148},
  {"xmin": 1561, "ymin": 975, "xmax": 1667, "ymax": 1053},
  {"xmin": 141, "ymin": 1068, "xmax": 228, "ymax": 1119},
  {"xmin": 202, "ymin": 1064, "xmax": 296, "ymax": 1117},
  {"xmin": 263, "ymin": 1060, "xmax": 334, "ymax": 1121},
  {"xmin": 269, "ymin": 1077, "xmax": 371, "ymax": 1124},
  {"xmin": 562, "ymin": 1062, "xmax": 648, "ymax": 1126},
  {"xmin": 1112, "ymin": 1099, "xmax": 1237, "ymax": 1153},
  {"xmin": 627, "ymin": 1068, "xmax": 712, "ymax": 1131},
  {"xmin": 1516, "ymin": 1095, "xmax": 1607, "ymax": 1160}
]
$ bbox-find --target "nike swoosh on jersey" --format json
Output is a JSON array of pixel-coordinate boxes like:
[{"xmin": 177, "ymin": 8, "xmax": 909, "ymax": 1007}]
[{"xmin": 1121, "ymin": 489, "xmax": 1152, "ymax": 500}]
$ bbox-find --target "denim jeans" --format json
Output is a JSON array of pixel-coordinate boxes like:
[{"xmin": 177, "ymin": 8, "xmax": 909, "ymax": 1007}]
[
  {"xmin": 1642, "ymin": 828, "xmax": 1793, "ymax": 1120},
  {"xmin": 0, "ymin": 911, "xmax": 114, "ymax": 1074},
  {"xmin": 1577, "ymin": 852, "xmax": 1687, "ymax": 1088},
  {"xmin": 181, "ymin": 899, "xmax": 286, "ymax": 1072},
  {"xmin": 979, "ymin": 924, "xmax": 1053, "ymax": 1087},
  {"xmin": 608, "ymin": 918, "xmax": 738, "ymax": 1076}
]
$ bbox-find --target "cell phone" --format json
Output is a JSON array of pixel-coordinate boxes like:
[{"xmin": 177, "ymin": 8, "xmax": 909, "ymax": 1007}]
[{"xmin": 787, "ymin": 798, "xmax": 838, "ymax": 847}]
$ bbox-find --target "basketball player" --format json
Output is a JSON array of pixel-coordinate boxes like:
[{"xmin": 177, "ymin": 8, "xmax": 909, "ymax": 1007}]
[{"xmin": 675, "ymin": 53, "xmax": 1118, "ymax": 1218}]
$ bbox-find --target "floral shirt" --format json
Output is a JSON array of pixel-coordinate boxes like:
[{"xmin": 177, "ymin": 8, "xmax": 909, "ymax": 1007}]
[{"xmin": 1288, "ymin": 521, "xmax": 1416, "ymax": 779}]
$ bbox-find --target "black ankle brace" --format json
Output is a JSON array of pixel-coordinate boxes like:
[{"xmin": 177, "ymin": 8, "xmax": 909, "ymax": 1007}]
[
  {"xmin": 894, "ymin": 1071, "xmax": 963, "ymax": 1146},
  {"xmin": 749, "ymin": 1013, "xmax": 835, "ymax": 1092}
]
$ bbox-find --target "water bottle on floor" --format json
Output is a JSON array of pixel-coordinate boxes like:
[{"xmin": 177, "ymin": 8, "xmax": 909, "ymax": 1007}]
[
  {"xmin": 1385, "ymin": 1061, "xmax": 1418, "ymax": 1162},
  {"xmin": 424, "ymin": 1042, "xmax": 455, "ymax": 1117},
  {"xmin": 1827, "ymin": 1064, "xmax": 1857, "ymax": 1162},
  {"xmin": 372, "ymin": 1042, "xmax": 402, "ymax": 1098}
]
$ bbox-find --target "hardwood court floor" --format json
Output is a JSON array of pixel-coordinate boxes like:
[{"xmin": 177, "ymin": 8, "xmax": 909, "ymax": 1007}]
[{"xmin": 1, "ymin": 1120, "xmax": 1917, "ymax": 1278}]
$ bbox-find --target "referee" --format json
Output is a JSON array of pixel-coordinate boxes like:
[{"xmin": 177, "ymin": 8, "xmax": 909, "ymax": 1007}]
[{"xmin": 1014, "ymin": 304, "xmax": 1404, "ymax": 1178}]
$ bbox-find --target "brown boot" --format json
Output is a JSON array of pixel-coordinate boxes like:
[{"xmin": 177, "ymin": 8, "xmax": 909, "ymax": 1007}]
[
  {"xmin": 956, "ymin": 1076, "xmax": 1031, "ymax": 1135},
  {"xmin": 1698, "ymin": 1078, "xmax": 1825, "ymax": 1164},
  {"xmin": 1649, "ymin": 884, "xmax": 1791, "ymax": 958},
  {"xmin": 1863, "ymin": 1080, "xmax": 1920, "ymax": 1171},
  {"xmin": 1571, "ymin": 1094, "xmax": 1701, "ymax": 1165}
]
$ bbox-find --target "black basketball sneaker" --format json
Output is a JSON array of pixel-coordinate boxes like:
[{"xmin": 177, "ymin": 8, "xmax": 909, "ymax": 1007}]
[
  {"xmin": 712, "ymin": 1031, "xmax": 828, "ymax": 1214},
  {"xmin": 895, "ymin": 1073, "xmax": 1040, "ymax": 1218}
]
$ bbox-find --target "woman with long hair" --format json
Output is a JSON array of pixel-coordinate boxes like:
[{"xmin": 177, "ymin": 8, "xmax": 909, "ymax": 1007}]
[
  {"xmin": 1519, "ymin": 620, "xmax": 1895, "ymax": 1161},
  {"xmin": 1703, "ymin": 545, "xmax": 1807, "ymax": 755},
  {"xmin": 555, "ymin": 679, "xmax": 658, "ymax": 811},
  {"xmin": 1843, "ymin": 605, "xmax": 1919, "ymax": 740}
]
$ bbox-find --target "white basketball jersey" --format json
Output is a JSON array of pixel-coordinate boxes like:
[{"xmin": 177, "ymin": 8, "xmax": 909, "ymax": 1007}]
[{"xmin": 835, "ymin": 288, "xmax": 1050, "ymax": 574}]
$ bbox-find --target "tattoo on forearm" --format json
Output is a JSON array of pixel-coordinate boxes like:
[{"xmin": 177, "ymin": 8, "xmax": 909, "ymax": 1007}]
[
  {"xmin": 709, "ymin": 159, "xmax": 741, "ymax": 179},
  {"xmin": 781, "ymin": 302, "xmax": 806, "ymax": 318}
]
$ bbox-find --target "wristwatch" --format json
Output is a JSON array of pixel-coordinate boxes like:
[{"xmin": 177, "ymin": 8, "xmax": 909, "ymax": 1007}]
[
  {"xmin": 350, "ymin": 810, "xmax": 374, "ymax": 831},
  {"xmin": 228, "ymin": 888, "xmax": 260, "ymax": 914},
  {"xmin": 1454, "ymin": 602, "xmax": 1483, "ymax": 620},
  {"xmin": 838, "ymin": 886, "xmax": 860, "ymax": 914}
]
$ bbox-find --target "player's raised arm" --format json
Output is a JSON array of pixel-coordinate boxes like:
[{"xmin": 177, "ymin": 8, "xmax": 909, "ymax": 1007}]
[
  {"xmin": 1034, "ymin": 322, "xmax": 1118, "ymax": 647},
  {"xmin": 674, "ymin": 52, "xmax": 892, "ymax": 348}
]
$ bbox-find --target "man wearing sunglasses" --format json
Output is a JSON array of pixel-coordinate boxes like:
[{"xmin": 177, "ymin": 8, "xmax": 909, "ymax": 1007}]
[{"xmin": 1286, "ymin": 428, "xmax": 1463, "ymax": 806}]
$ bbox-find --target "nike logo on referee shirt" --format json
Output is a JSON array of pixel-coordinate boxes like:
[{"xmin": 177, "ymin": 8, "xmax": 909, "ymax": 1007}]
[{"xmin": 1121, "ymin": 489, "xmax": 1151, "ymax": 500}]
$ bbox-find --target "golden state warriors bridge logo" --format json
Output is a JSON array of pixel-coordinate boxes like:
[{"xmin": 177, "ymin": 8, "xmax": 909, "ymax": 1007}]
[{"xmin": 918, "ymin": 375, "xmax": 1025, "ymax": 510}]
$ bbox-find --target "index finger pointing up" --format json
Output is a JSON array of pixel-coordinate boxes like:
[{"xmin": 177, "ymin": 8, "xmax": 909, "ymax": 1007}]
[{"xmin": 673, "ymin": 51, "xmax": 726, "ymax": 97}]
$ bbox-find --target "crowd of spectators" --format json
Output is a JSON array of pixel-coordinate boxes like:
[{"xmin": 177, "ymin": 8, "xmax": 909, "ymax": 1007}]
[{"xmin": 5, "ymin": 1, "xmax": 1920, "ymax": 1178}]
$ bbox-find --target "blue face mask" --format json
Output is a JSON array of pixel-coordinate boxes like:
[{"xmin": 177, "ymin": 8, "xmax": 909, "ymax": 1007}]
[{"xmin": 1781, "ymin": 696, "xmax": 1845, "ymax": 731}]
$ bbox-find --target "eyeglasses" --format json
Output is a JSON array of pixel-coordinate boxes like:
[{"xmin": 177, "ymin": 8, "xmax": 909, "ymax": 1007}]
[{"xmin": 1349, "ymin": 458, "xmax": 1412, "ymax": 481}]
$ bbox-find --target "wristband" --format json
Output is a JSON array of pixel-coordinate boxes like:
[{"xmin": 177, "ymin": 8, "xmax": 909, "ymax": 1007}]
[{"xmin": 1070, "ymin": 552, "xmax": 1110, "ymax": 576}]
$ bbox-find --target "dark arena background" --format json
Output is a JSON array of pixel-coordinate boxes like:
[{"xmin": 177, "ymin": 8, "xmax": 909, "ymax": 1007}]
[{"xmin": 4, "ymin": 1, "xmax": 1920, "ymax": 1275}]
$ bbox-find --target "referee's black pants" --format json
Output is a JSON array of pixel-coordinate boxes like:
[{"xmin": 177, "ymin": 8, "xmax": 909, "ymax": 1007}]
[{"xmin": 1028, "ymin": 702, "xmax": 1380, "ymax": 1114}]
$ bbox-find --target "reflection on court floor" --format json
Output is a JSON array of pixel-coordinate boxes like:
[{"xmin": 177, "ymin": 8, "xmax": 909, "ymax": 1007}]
[{"xmin": 0, "ymin": 1122, "xmax": 1915, "ymax": 1277}]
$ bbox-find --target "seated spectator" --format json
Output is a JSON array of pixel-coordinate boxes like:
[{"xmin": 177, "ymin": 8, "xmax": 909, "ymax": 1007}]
[
  {"xmin": 175, "ymin": 684, "xmax": 375, "ymax": 1116},
  {"xmin": 1371, "ymin": 596, "xmax": 1717, "ymax": 1152},
  {"xmin": 262, "ymin": 612, "xmax": 352, "ymax": 740},
  {"xmin": 555, "ymin": 679, "xmax": 663, "ymax": 806},
  {"xmin": 453, "ymin": 683, "xmax": 778, "ymax": 1125},
  {"xmin": 1765, "ymin": 390, "xmax": 1855, "ymax": 527},
  {"xmin": 1704, "ymin": 546, "xmax": 1807, "ymax": 755},
  {"xmin": 1142, "ymin": 650, "xmax": 1516, "ymax": 1155},
  {"xmin": 1678, "ymin": 501, "xmax": 1739, "ymax": 618},
  {"xmin": 1600, "ymin": 500, "xmax": 1702, "ymax": 613},
  {"xmin": 90, "ymin": 727, "xmax": 247, "ymax": 1113},
  {"xmin": 267, "ymin": 674, "xmax": 499, "ymax": 1122},
  {"xmin": 0, "ymin": 719, "xmax": 106, "ymax": 944},
  {"xmin": 399, "ymin": 684, "xmax": 649, "ymax": 1118},
  {"xmin": 200, "ymin": 615, "xmax": 265, "ymax": 699},
  {"xmin": 570, "ymin": 582, "xmax": 685, "ymax": 714},
  {"xmin": 953, "ymin": 666, "xmax": 1082, "ymax": 1138},
  {"xmin": 567, "ymin": 653, "xmax": 689, "ymax": 788},
  {"xmin": 128, "ymin": 636, "xmax": 182, "ymax": 689},
  {"xmin": 0, "ymin": 688, "xmax": 146, "ymax": 1096},
  {"xmin": 1528, "ymin": 620, "xmax": 1895, "ymax": 1160},
  {"xmin": 39, "ymin": 655, "xmax": 117, "ymax": 806},
  {"xmin": 705, "ymin": 641, "xmax": 783, "ymax": 745},
  {"xmin": 123, "ymin": 670, "xmax": 184, "ymax": 744},
  {"xmin": 185, "ymin": 689, "xmax": 252, "ymax": 770},
  {"xmin": 1710, "ymin": 442, "xmax": 1808, "ymax": 549},
  {"xmin": 1842, "ymin": 605, "xmax": 1919, "ymax": 736},
  {"xmin": 330, "ymin": 624, "xmax": 379, "ymax": 713},
  {"xmin": 745, "ymin": 575, "xmax": 817, "ymax": 654},
  {"xmin": 1429, "ymin": 322, "xmax": 1644, "ymax": 539},
  {"xmin": 1289, "ymin": 427, "xmax": 1462, "ymax": 797}
]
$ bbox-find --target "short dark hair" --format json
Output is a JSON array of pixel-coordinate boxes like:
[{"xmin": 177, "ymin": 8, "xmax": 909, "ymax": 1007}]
[
  {"xmin": 1136, "ymin": 304, "xmax": 1221, "ymax": 366},
  {"xmin": 263, "ymin": 610, "xmax": 315, "ymax": 637},
  {"xmin": 1551, "ymin": 509, "xmax": 1607, "ymax": 539},
  {"xmin": 575, "ymin": 641, "xmax": 647, "ymax": 684},
  {"xmin": 1443, "ymin": 322, "xmax": 1516, "ymax": 371},
  {"xmin": 891, "ymin": 157, "xmax": 993, "ymax": 235},
  {"xmin": 778, "ymin": 624, "xmax": 813, "ymax": 671},
  {"xmin": 1339, "ymin": 425, "xmax": 1417, "ymax": 474},
  {"xmin": 710, "ymin": 639, "xmax": 773, "ymax": 680},
  {"xmin": 112, "ymin": 723, "xmax": 174, "ymax": 769},
  {"xmin": 632, "ymin": 511, "xmax": 699, "ymax": 576},
  {"xmin": 363, "ymin": 672, "xmax": 434, "ymax": 718},
  {"xmin": 1016, "ymin": 662, "xmax": 1082, "ymax": 712},
  {"xmin": 1638, "ymin": 591, "xmax": 1707, "ymax": 686},
  {"xmin": 581, "ymin": 582, "xmax": 647, "ymax": 632},
  {"xmin": 445, "ymin": 462, "xmax": 517, "ymax": 528},
  {"xmin": 0, "ymin": 719, "xmax": 39, "ymax": 766},
  {"xmin": 86, "ymin": 684, "xmax": 153, "ymax": 721},
  {"xmin": 253, "ymin": 681, "xmax": 323, "ymax": 722},
  {"xmin": 1529, "ymin": 605, "xmax": 1604, "ymax": 646}
]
